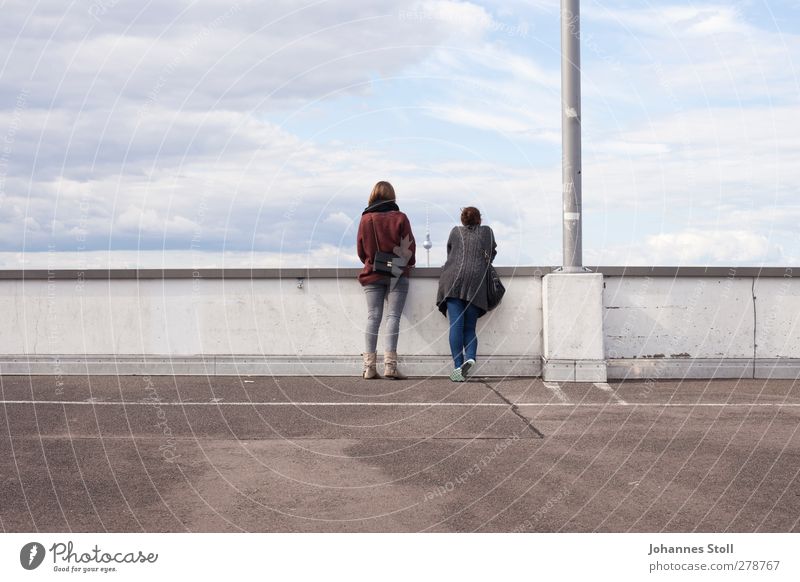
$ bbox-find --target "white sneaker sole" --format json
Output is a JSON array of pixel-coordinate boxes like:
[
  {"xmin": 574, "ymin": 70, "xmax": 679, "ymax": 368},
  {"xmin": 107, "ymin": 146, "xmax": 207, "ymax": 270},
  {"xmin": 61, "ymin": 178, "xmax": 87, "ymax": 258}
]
[{"xmin": 461, "ymin": 359, "xmax": 475, "ymax": 379}]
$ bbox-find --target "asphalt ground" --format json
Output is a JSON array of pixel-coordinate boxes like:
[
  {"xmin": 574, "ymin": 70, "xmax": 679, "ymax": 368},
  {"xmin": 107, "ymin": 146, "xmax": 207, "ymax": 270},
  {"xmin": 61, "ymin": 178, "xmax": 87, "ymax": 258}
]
[{"xmin": 1, "ymin": 375, "xmax": 798, "ymax": 532}]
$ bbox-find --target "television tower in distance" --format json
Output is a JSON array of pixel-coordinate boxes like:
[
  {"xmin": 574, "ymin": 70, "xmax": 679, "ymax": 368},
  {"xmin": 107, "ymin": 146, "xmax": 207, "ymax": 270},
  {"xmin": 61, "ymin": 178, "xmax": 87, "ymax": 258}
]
[{"xmin": 422, "ymin": 206, "xmax": 432, "ymax": 267}]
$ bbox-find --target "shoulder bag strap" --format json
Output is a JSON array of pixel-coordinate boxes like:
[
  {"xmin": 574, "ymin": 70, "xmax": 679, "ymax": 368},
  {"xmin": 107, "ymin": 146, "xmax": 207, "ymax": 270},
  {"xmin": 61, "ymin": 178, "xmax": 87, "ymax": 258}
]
[{"xmin": 370, "ymin": 215, "xmax": 381, "ymax": 253}]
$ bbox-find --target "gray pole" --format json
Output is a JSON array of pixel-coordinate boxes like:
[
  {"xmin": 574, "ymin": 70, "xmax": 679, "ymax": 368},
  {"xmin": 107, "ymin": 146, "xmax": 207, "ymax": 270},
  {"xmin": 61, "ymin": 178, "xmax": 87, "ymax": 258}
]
[{"xmin": 561, "ymin": 0, "xmax": 582, "ymax": 271}]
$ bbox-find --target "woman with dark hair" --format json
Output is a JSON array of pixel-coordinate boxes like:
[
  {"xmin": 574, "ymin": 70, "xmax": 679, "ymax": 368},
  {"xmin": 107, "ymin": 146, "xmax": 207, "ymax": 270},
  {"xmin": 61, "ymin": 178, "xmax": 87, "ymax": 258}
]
[
  {"xmin": 436, "ymin": 207, "xmax": 497, "ymax": 382},
  {"xmin": 356, "ymin": 181, "xmax": 416, "ymax": 379}
]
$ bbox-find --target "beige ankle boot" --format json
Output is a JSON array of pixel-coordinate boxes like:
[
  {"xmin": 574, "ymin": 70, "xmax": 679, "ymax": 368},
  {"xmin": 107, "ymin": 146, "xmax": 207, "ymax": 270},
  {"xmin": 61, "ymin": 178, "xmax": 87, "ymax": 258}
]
[
  {"xmin": 383, "ymin": 351, "xmax": 407, "ymax": 380},
  {"xmin": 362, "ymin": 352, "xmax": 379, "ymax": 379}
]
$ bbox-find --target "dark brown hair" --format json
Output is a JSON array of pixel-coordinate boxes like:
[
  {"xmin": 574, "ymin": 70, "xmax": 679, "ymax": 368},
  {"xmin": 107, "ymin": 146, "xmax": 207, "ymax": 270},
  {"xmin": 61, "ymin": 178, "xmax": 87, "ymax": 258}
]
[
  {"xmin": 461, "ymin": 206, "xmax": 481, "ymax": 226},
  {"xmin": 368, "ymin": 181, "xmax": 396, "ymax": 206}
]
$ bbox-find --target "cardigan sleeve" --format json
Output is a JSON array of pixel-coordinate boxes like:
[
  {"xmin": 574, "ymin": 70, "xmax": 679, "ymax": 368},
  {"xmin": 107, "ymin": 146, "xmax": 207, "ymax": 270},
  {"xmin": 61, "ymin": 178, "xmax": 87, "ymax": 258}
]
[
  {"xmin": 482, "ymin": 226, "xmax": 497, "ymax": 262},
  {"xmin": 446, "ymin": 227, "xmax": 457, "ymax": 255}
]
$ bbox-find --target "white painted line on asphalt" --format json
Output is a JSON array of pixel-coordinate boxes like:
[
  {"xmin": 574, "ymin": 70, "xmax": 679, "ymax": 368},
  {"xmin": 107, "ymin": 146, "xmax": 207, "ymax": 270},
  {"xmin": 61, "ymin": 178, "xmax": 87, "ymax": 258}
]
[
  {"xmin": 0, "ymin": 400, "xmax": 798, "ymax": 408},
  {"xmin": 516, "ymin": 402, "xmax": 800, "ymax": 407},
  {"xmin": 543, "ymin": 382, "xmax": 571, "ymax": 404},
  {"xmin": 593, "ymin": 382, "xmax": 629, "ymax": 405},
  {"xmin": 0, "ymin": 400, "xmax": 509, "ymax": 407}
]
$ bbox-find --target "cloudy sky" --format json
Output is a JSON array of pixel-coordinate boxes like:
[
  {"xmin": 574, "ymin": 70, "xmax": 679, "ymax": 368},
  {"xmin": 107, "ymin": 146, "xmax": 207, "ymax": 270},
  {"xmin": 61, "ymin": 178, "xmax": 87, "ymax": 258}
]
[{"xmin": 0, "ymin": 0, "xmax": 798, "ymax": 269}]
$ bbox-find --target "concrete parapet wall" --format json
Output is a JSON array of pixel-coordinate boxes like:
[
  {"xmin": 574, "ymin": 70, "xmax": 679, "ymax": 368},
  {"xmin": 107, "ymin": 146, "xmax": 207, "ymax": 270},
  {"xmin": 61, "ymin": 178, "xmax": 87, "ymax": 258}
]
[
  {"xmin": 0, "ymin": 267, "xmax": 797, "ymax": 378},
  {"xmin": 604, "ymin": 271, "xmax": 800, "ymax": 379},
  {"xmin": 0, "ymin": 269, "xmax": 542, "ymax": 376},
  {"xmin": 603, "ymin": 276, "xmax": 756, "ymax": 361}
]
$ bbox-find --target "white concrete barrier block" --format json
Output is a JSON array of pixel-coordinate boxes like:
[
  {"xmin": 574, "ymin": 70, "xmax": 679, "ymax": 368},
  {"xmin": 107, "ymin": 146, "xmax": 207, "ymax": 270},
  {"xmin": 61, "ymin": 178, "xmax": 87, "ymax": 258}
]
[
  {"xmin": 542, "ymin": 273, "xmax": 606, "ymax": 382},
  {"xmin": 542, "ymin": 273, "xmax": 605, "ymax": 360}
]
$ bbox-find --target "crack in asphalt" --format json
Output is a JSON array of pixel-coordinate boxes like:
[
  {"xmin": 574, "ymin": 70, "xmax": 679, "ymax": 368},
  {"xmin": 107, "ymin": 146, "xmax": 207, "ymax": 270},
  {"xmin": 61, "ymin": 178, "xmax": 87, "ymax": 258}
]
[{"xmin": 477, "ymin": 379, "xmax": 545, "ymax": 439}]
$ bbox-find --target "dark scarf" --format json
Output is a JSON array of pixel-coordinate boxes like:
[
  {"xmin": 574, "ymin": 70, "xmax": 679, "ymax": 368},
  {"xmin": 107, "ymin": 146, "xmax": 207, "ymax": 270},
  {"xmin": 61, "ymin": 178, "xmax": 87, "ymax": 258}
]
[{"xmin": 362, "ymin": 200, "xmax": 400, "ymax": 215}]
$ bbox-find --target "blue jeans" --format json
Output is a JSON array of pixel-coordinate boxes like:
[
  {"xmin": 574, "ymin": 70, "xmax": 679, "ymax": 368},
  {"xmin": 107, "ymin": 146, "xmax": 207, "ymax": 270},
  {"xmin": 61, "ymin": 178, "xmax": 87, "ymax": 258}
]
[
  {"xmin": 364, "ymin": 276, "xmax": 409, "ymax": 353},
  {"xmin": 446, "ymin": 298, "xmax": 480, "ymax": 369}
]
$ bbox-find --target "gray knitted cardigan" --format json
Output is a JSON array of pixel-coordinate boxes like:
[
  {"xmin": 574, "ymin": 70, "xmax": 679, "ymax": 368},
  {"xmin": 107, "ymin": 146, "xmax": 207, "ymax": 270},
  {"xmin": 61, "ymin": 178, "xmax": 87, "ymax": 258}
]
[{"xmin": 436, "ymin": 225, "xmax": 497, "ymax": 317}]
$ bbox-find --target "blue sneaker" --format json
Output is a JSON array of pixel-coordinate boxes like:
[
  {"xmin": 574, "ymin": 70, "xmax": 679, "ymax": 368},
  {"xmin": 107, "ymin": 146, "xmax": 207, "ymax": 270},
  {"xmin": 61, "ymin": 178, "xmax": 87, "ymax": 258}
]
[{"xmin": 461, "ymin": 359, "xmax": 476, "ymax": 379}]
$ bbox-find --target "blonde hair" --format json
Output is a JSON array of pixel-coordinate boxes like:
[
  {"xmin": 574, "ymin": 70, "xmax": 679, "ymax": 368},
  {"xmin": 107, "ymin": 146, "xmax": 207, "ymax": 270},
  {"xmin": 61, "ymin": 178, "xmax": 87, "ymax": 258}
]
[{"xmin": 368, "ymin": 181, "xmax": 396, "ymax": 206}]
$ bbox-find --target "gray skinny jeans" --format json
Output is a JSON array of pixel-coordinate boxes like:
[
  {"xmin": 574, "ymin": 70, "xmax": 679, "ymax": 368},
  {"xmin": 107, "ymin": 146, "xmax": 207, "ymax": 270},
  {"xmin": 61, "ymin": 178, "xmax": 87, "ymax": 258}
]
[{"xmin": 363, "ymin": 276, "xmax": 409, "ymax": 353}]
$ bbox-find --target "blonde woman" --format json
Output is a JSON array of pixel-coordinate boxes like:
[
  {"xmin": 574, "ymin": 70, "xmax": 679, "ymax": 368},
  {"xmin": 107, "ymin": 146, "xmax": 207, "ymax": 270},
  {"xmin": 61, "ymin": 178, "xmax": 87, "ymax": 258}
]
[{"xmin": 356, "ymin": 181, "xmax": 416, "ymax": 379}]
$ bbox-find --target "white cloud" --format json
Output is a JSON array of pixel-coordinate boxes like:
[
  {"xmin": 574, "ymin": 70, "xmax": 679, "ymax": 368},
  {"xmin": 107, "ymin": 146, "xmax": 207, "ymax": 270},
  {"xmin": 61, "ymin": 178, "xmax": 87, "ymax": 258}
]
[
  {"xmin": 0, "ymin": 0, "xmax": 503, "ymax": 112},
  {"xmin": 323, "ymin": 211, "xmax": 354, "ymax": 229},
  {"xmin": 646, "ymin": 230, "xmax": 770, "ymax": 264},
  {"xmin": 403, "ymin": 0, "xmax": 496, "ymax": 41},
  {"xmin": 588, "ymin": 5, "xmax": 752, "ymax": 37},
  {"xmin": 588, "ymin": 228, "xmax": 786, "ymax": 266},
  {"xmin": 427, "ymin": 104, "xmax": 557, "ymax": 140},
  {"xmin": 585, "ymin": 3, "xmax": 800, "ymax": 103},
  {"xmin": 646, "ymin": 229, "xmax": 781, "ymax": 264},
  {"xmin": 583, "ymin": 105, "xmax": 800, "ymax": 227},
  {"xmin": 595, "ymin": 140, "xmax": 671, "ymax": 156},
  {"xmin": 0, "ymin": 247, "xmax": 361, "ymax": 269}
]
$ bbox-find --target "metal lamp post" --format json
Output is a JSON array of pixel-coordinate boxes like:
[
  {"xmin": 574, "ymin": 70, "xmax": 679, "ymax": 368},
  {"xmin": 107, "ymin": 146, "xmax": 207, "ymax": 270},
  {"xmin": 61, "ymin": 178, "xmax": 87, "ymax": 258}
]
[
  {"xmin": 543, "ymin": 0, "xmax": 607, "ymax": 384},
  {"xmin": 561, "ymin": 0, "xmax": 583, "ymax": 271}
]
